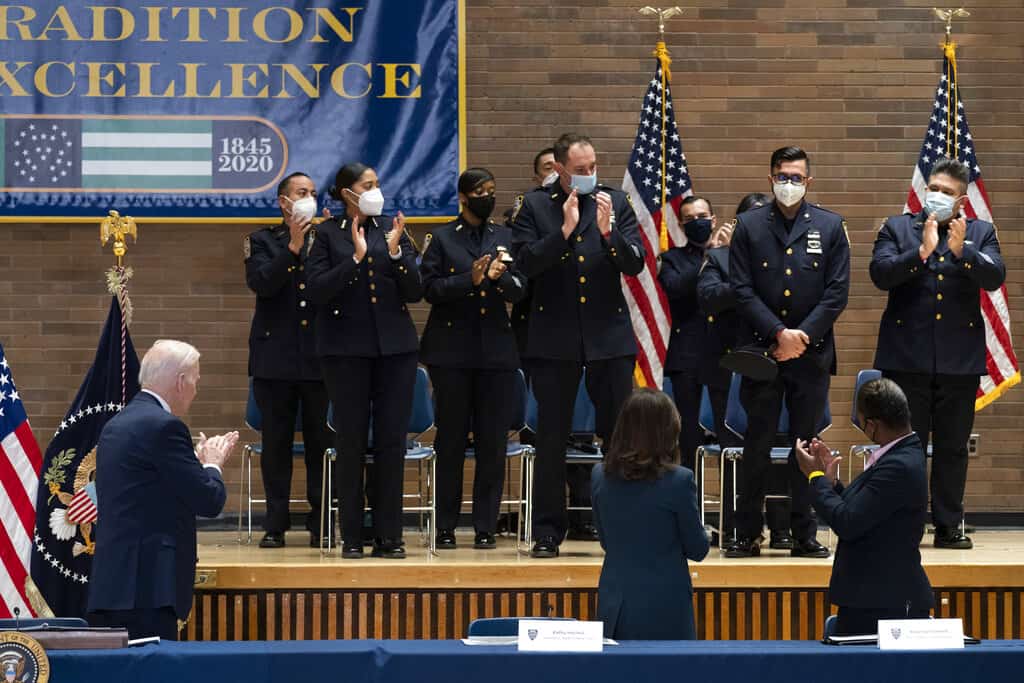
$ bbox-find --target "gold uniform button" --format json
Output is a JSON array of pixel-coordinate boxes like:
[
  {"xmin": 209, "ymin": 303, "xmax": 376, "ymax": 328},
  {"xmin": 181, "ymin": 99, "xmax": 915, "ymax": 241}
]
[
  {"xmin": 938, "ymin": 274, "xmax": 944, "ymax": 281},
  {"xmin": 369, "ymin": 283, "xmax": 376, "ymax": 290},
  {"xmin": 707, "ymin": 315, "xmax": 714, "ymax": 322},
  {"xmin": 939, "ymin": 256, "xmax": 945, "ymax": 262},
  {"xmin": 610, "ymin": 249, "xmax": 617, "ymax": 256},
  {"xmin": 969, "ymin": 322, "xmax": 974, "ymax": 327},
  {"xmin": 288, "ymin": 266, "xmax": 295, "ymax": 273},
  {"xmin": 480, "ymin": 291, "xmax": 487, "ymax": 298},
  {"xmin": 578, "ymin": 255, "xmax": 585, "ymax": 262},
  {"xmin": 785, "ymin": 268, "xmax": 792, "ymax": 276},
  {"xmin": 300, "ymin": 319, "xmax": 308, "ymax": 327},
  {"xmin": 897, "ymin": 319, "xmax": 902, "ymax": 325},
  {"xmin": 299, "ymin": 283, "xmax": 306, "ymax": 290},
  {"xmin": 784, "ymin": 289, "xmax": 791, "ymax": 297},
  {"xmin": 371, "ymin": 296, "xmax": 377, "ymax": 304},
  {"xmin": 450, "ymin": 267, "xmax": 456, "ymax": 273},
  {"xmin": 367, "ymin": 257, "xmax": 373, "ymax": 264},
  {"xmin": 480, "ymin": 307, "xmax": 486, "ymax": 315},
  {"xmin": 762, "ymin": 261, "xmax": 769, "ymax": 268},
  {"xmin": 813, "ymin": 261, "xmax": 819, "ymax": 268},
  {"xmin": 333, "ymin": 309, "xmax": 340, "ymax": 316},
  {"xmin": 368, "ymin": 270, "xmax": 374, "ymax": 277},
  {"xmin": 937, "ymin": 293, "xmax": 943, "ymax": 301},
  {"xmin": 675, "ymin": 327, "xmax": 681, "ymax": 333},
  {"xmin": 299, "ymin": 301, "xmax": 307, "ymax": 307},
  {"xmin": 299, "ymin": 265, "xmax": 304, "ymax": 271},
  {"xmin": 935, "ymin": 313, "xmax": 942, "ymax": 321},
  {"xmin": 580, "ymin": 296, "xmax": 587, "ymax": 304},
  {"xmin": 447, "ymin": 321, "xmax": 452, "ymax": 327},
  {"xmin": 576, "ymin": 235, "xmax": 583, "ymax": 242},
  {"xmin": 781, "ymin": 309, "xmax": 788, "ymax": 316},
  {"xmin": 579, "ymin": 276, "xmax": 586, "ymax": 284},
  {"xmin": 786, "ymin": 248, "xmax": 793, "ymax": 255}
]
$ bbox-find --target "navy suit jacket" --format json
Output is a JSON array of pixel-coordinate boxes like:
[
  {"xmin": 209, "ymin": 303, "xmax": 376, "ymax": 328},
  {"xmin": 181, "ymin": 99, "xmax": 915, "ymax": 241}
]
[
  {"xmin": 419, "ymin": 218, "xmax": 526, "ymax": 370},
  {"xmin": 592, "ymin": 464, "xmax": 709, "ymax": 640},
  {"xmin": 510, "ymin": 184, "xmax": 645, "ymax": 362},
  {"xmin": 87, "ymin": 392, "xmax": 226, "ymax": 619},
  {"xmin": 870, "ymin": 211, "xmax": 1005, "ymax": 376},
  {"xmin": 811, "ymin": 433, "xmax": 934, "ymax": 612}
]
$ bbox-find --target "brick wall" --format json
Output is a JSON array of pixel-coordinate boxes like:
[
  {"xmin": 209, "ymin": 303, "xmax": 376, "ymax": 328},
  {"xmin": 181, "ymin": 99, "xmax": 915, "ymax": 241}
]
[{"xmin": 2, "ymin": 0, "xmax": 1022, "ymax": 517}]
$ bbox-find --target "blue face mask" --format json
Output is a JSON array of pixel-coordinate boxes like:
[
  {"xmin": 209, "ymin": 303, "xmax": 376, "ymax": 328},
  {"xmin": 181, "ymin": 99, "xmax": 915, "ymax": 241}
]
[
  {"xmin": 570, "ymin": 171, "xmax": 598, "ymax": 195},
  {"xmin": 924, "ymin": 191, "xmax": 957, "ymax": 222}
]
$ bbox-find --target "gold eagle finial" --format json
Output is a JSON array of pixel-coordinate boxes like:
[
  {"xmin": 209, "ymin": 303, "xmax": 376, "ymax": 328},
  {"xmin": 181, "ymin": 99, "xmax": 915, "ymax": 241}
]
[
  {"xmin": 99, "ymin": 210, "xmax": 138, "ymax": 266},
  {"xmin": 638, "ymin": 6, "xmax": 685, "ymax": 39}
]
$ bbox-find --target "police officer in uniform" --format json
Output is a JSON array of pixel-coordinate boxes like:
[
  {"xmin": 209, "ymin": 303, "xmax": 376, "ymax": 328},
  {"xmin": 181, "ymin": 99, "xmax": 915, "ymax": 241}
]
[
  {"xmin": 421, "ymin": 168, "xmax": 526, "ymax": 550},
  {"xmin": 511, "ymin": 132, "xmax": 646, "ymax": 558},
  {"xmin": 244, "ymin": 172, "xmax": 332, "ymax": 549},
  {"xmin": 697, "ymin": 192, "xmax": 793, "ymax": 547},
  {"xmin": 870, "ymin": 157, "xmax": 1005, "ymax": 550},
  {"xmin": 726, "ymin": 146, "xmax": 850, "ymax": 558},
  {"xmin": 306, "ymin": 162, "xmax": 423, "ymax": 559},
  {"xmin": 659, "ymin": 196, "xmax": 717, "ymax": 472}
]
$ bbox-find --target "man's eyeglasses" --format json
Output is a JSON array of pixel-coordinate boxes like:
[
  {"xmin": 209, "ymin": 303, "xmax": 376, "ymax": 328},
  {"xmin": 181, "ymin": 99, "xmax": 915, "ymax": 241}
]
[{"xmin": 772, "ymin": 173, "xmax": 807, "ymax": 186}]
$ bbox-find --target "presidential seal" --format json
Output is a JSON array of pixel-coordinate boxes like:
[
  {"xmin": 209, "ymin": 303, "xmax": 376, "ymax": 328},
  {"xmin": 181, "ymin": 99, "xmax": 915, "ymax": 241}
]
[{"xmin": 0, "ymin": 632, "xmax": 50, "ymax": 683}]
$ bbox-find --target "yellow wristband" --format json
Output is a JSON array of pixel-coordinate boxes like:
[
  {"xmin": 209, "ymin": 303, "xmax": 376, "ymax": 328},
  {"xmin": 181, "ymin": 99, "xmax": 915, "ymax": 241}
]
[{"xmin": 807, "ymin": 470, "xmax": 825, "ymax": 483}]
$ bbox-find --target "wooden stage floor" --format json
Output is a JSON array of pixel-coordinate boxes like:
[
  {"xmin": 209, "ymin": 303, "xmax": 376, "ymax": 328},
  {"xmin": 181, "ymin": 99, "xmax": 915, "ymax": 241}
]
[{"xmin": 185, "ymin": 530, "xmax": 1024, "ymax": 641}]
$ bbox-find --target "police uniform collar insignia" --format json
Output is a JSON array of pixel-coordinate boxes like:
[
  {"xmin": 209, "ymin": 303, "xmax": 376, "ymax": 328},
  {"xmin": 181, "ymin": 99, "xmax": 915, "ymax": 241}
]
[
  {"xmin": 243, "ymin": 235, "xmax": 251, "ymax": 259},
  {"xmin": 455, "ymin": 223, "xmax": 463, "ymax": 232},
  {"xmin": 510, "ymin": 194, "xmax": 524, "ymax": 222},
  {"xmin": 0, "ymin": 632, "xmax": 50, "ymax": 683}
]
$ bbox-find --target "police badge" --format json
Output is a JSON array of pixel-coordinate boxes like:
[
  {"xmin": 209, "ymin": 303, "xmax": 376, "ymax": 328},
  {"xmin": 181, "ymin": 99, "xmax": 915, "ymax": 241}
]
[{"xmin": 0, "ymin": 632, "xmax": 50, "ymax": 683}]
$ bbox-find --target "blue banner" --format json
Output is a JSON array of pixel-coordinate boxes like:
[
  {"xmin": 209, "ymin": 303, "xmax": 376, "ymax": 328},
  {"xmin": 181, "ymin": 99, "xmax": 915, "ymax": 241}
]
[{"xmin": 0, "ymin": 1, "xmax": 463, "ymax": 220}]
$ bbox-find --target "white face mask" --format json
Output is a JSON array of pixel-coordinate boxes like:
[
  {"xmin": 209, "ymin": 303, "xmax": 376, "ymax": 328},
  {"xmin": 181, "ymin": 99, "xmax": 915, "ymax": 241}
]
[
  {"xmin": 349, "ymin": 187, "xmax": 385, "ymax": 216},
  {"xmin": 772, "ymin": 182, "xmax": 806, "ymax": 207},
  {"xmin": 542, "ymin": 171, "xmax": 559, "ymax": 187},
  {"xmin": 284, "ymin": 195, "xmax": 317, "ymax": 224}
]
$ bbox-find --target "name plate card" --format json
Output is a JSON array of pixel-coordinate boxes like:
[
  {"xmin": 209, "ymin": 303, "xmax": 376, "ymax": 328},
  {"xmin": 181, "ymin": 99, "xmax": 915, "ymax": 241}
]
[
  {"xmin": 517, "ymin": 620, "xmax": 604, "ymax": 652},
  {"xmin": 878, "ymin": 618, "xmax": 965, "ymax": 650}
]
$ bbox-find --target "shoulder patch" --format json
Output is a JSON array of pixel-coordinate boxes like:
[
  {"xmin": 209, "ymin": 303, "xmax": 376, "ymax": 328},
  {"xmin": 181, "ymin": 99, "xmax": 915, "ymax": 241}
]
[
  {"xmin": 511, "ymin": 194, "xmax": 524, "ymax": 222},
  {"xmin": 422, "ymin": 232, "xmax": 433, "ymax": 254},
  {"xmin": 243, "ymin": 234, "xmax": 251, "ymax": 259}
]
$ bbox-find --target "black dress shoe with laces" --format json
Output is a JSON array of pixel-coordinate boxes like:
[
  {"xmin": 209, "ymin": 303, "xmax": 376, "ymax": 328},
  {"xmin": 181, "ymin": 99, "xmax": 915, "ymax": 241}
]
[
  {"xmin": 530, "ymin": 536, "xmax": 559, "ymax": 558},
  {"xmin": 259, "ymin": 532, "xmax": 285, "ymax": 548},
  {"xmin": 341, "ymin": 542, "xmax": 364, "ymax": 559},
  {"xmin": 791, "ymin": 537, "xmax": 830, "ymax": 558},
  {"xmin": 722, "ymin": 536, "xmax": 760, "ymax": 558},
  {"xmin": 473, "ymin": 532, "xmax": 496, "ymax": 549},
  {"xmin": 436, "ymin": 529, "xmax": 457, "ymax": 549},
  {"xmin": 934, "ymin": 527, "xmax": 973, "ymax": 549},
  {"xmin": 769, "ymin": 531, "xmax": 794, "ymax": 550},
  {"xmin": 371, "ymin": 538, "xmax": 407, "ymax": 559}
]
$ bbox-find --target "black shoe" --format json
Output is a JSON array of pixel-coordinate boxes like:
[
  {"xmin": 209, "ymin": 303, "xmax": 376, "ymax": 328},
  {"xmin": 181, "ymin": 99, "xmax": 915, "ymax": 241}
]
[
  {"xmin": 341, "ymin": 542, "xmax": 364, "ymax": 559},
  {"xmin": 371, "ymin": 538, "xmax": 407, "ymax": 559},
  {"xmin": 791, "ymin": 538, "xmax": 830, "ymax": 558},
  {"xmin": 473, "ymin": 532, "xmax": 496, "ymax": 549},
  {"xmin": 258, "ymin": 532, "xmax": 285, "ymax": 548},
  {"xmin": 530, "ymin": 536, "xmax": 560, "ymax": 558},
  {"xmin": 566, "ymin": 523, "xmax": 600, "ymax": 542},
  {"xmin": 436, "ymin": 529, "xmax": 457, "ymax": 549},
  {"xmin": 310, "ymin": 533, "xmax": 335, "ymax": 549},
  {"xmin": 769, "ymin": 531, "xmax": 794, "ymax": 550},
  {"xmin": 934, "ymin": 528, "xmax": 973, "ymax": 549},
  {"xmin": 722, "ymin": 536, "xmax": 761, "ymax": 558}
]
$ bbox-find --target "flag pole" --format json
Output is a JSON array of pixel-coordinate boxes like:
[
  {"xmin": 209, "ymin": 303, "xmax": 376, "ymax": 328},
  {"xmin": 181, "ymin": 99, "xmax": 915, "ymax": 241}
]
[
  {"xmin": 99, "ymin": 211, "xmax": 138, "ymax": 407},
  {"xmin": 932, "ymin": 8, "xmax": 969, "ymax": 159},
  {"xmin": 639, "ymin": 6, "xmax": 685, "ymax": 254}
]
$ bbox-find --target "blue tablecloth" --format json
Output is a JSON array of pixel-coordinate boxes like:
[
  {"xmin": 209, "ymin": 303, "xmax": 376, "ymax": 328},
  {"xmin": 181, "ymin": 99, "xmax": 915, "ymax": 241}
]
[{"xmin": 50, "ymin": 639, "xmax": 1024, "ymax": 683}]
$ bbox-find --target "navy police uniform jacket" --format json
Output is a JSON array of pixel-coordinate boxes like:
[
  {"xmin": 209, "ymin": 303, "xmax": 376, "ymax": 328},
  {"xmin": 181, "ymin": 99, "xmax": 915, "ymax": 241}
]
[
  {"xmin": 658, "ymin": 243, "xmax": 704, "ymax": 375},
  {"xmin": 730, "ymin": 202, "xmax": 850, "ymax": 376},
  {"xmin": 510, "ymin": 184, "xmax": 646, "ymax": 362},
  {"xmin": 305, "ymin": 215, "xmax": 422, "ymax": 358},
  {"xmin": 244, "ymin": 224, "xmax": 321, "ymax": 381},
  {"xmin": 88, "ymin": 392, "xmax": 226, "ymax": 620},
  {"xmin": 811, "ymin": 433, "xmax": 934, "ymax": 612},
  {"xmin": 870, "ymin": 211, "xmax": 1005, "ymax": 376},
  {"xmin": 419, "ymin": 218, "xmax": 526, "ymax": 370},
  {"xmin": 696, "ymin": 246, "xmax": 740, "ymax": 388}
]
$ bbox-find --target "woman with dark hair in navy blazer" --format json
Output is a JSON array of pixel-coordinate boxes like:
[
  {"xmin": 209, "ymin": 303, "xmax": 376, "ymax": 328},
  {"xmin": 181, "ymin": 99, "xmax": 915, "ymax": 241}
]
[
  {"xmin": 592, "ymin": 388, "xmax": 710, "ymax": 640},
  {"xmin": 420, "ymin": 168, "xmax": 527, "ymax": 549},
  {"xmin": 306, "ymin": 162, "xmax": 422, "ymax": 560}
]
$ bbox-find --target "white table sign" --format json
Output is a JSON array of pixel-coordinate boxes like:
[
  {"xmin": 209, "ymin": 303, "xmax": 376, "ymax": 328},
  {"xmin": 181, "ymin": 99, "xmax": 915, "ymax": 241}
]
[
  {"xmin": 877, "ymin": 618, "xmax": 965, "ymax": 650},
  {"xmin": 517, "ymin": 620, "xmax": 604, "ymax": 652}
]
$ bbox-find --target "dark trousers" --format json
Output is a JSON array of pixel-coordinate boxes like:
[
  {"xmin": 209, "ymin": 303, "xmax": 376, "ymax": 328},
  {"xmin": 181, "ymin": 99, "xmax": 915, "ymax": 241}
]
[
  {"xmin": 252, "ymin": 378, "xmax": 332, "ymax": 535},
  {"xmin": 667, "ymin": 370, "xmax": 703, "ymax": 472},
  {"xmin": 705, "ymin": 383, "xmax": 788, "ymax": 541},
  {"xmin": 320, "ymin": 353, "xmax": 418, "ymax": 543},
  {"xmin": 883, "ymin": 371, "xmax": 979, "ymax": 530},
  {"xmin": 89, "ymin": 607, "xmax": 178, "ymax": 641},
  {"xmin": 531, "ymin": 356, "xmax": 634, "ymax": 542},
  {"xmin": 736, "ymin": 370, "xmax": 829, "ymax": 541},
  {"xmin": 429, "ymin": 366, "xmax": 515, "ymax": 533},
  {"xmin": 835, "ymin": 606, "xmax": 931, "ymax": 637}
]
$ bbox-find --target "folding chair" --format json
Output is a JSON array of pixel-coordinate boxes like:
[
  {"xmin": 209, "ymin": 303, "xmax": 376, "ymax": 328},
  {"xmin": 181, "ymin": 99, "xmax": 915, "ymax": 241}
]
[
  {"xmin": 320, "ymin": 366, "xmax": 437, "ymax": 555},
  {"xmin": 522, "ymin": 370, "xmax": 599, "ymax": 551},
  {"xmin": 238, "ymin": 378, "xmax": 309, "ymax": 544},
  {"xmin": 467, "ymin": 616, "xmax": 575, "ymax": 637},
  {"xmin": 691, "ymin": 385, "xmax": 725, "ymax": 540},
  {"xmin": 463, "ymin": 369, "xmax": 534, "ymax": 545}
]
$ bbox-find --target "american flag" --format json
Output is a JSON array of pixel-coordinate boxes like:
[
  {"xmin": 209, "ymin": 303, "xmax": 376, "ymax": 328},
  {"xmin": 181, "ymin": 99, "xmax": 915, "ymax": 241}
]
[
  {"xmin": 621, "ymin": 58, "xmax": 693, "ymax": 388},
  {"xmin": 0, "ymin": 343, "xmax": 44, "ymax": 617},
  {"xmin": 903, "ymin": 45, "xmax": 1019, "ymax": 410}
]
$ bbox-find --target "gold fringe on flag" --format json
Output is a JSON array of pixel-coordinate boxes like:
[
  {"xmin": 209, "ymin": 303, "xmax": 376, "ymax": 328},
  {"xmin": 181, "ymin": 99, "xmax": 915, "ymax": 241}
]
[{"xmin": 654, "ymin": 40, "xmax": 672, "ymax": 255}]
